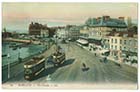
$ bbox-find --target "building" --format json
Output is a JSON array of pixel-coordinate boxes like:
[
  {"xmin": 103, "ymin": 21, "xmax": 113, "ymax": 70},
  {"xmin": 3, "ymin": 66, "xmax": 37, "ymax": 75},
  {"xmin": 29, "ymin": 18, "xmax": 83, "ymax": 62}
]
[
  {"xmin": 56, "ymin": 27, "xmax": 67, "ymax": 39},
  {"xmin": 28, "ymin": 22, "xmax": 56, "ymax": 37},
  {"xmin": 106, "ymin": 31, "xmax": 137, "ymax": 62},
  {"xmin": 85, "ymin": 16, "xmax": 127, "ymax": 45},
  {"xmin": 65, "ymin": 25, "xmax": 80, "ymax": 40},
  {"xmin": 40, "ymin": 29, "xmax": 49, "ymax": 37},
  {"xmin": 29, "ymin": 22, "xmax": 42, "ymax": 35},
  {"xmin": 127, "ymin": 17, "xmax": 132, "ymax": 28},
  {"xmin": 2, "ymin": 28, "xmax": 12, "ymax": 38},
  {"xmin": 2, "ymin": 32, "xmax": 12, "ymax": 38},
  {"xmin": 80, "ymin": 26, "xmax": 89, "ymax": 38}
]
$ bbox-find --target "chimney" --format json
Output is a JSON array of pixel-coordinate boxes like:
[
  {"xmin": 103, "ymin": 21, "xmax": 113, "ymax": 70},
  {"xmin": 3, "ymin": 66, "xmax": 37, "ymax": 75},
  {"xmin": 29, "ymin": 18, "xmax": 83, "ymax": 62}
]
[
  {"xmin": 97, "ymin": 17, "xmax": 101, "ymax": 20},
  {"xmin": 118, "ymin": 17, "xmax": 124, "ymax": 21},
  {"xmin": 103, "ymin": 16, "xmax": 110, "ymax": 21},
  {"xmin": 97, "ymin": 17, "xmax": 101, "ymax": 22}
]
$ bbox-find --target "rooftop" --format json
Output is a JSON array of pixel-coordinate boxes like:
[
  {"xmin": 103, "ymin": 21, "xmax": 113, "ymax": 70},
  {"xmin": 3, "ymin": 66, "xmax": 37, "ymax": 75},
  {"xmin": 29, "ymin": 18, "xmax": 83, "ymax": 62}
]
[
  {"xmin": 106, "ymin": 31, "xmax": 137, "ymax": 38},
  {"xmin": 24, "ymin": 56, "xmax": 45, "ymax": 65},
  {"xmin": 85, "ymin": 16, "xmax": 127, "ymax": 28}
]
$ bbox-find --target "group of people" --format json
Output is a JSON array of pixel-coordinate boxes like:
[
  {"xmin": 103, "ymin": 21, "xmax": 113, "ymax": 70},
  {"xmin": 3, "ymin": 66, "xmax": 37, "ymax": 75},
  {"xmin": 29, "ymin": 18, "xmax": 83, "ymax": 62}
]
[{"xmin": 100, "ymin": 57, "xmax": 108, "ymax": 63}]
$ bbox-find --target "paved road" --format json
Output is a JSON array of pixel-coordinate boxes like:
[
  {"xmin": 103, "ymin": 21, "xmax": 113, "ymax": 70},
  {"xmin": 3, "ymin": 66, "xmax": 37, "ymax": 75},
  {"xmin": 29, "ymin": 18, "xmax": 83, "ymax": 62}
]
[{"xmin": 3, "ymin": 42, "xmax": 137, "ymax": 86}]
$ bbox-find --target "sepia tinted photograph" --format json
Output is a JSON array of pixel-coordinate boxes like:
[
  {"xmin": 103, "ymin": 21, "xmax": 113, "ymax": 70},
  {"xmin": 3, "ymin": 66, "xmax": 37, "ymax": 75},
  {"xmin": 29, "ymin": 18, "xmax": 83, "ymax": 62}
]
[{"xmin": 1, "ymin": 2, "xmax": 138, "ymax": 89}]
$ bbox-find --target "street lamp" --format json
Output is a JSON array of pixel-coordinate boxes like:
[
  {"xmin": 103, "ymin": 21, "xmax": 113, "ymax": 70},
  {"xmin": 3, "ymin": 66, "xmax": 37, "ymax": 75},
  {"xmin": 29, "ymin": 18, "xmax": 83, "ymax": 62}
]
[
  {"xmin": 18, "ymin": 48, "xmax": 21, "ymax": 62},
  {"xmin": 7, "ymin": 53, "xmax": 10, "ymax": 79}
]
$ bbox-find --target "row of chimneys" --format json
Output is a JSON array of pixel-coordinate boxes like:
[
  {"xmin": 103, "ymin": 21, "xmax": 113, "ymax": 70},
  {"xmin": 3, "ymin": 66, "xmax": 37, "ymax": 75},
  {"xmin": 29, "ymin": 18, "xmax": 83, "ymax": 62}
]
[
  {"xmin": 30, "ymin": 22, "xmax": 47, "ymax": 27},
  {"xmin": 96, "ymin": 16, "xmax": 124, "ymax": 21}
]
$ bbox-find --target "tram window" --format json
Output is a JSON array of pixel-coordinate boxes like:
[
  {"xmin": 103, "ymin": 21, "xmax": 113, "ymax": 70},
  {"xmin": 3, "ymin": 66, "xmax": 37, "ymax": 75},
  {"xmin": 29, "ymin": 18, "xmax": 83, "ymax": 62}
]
[
  {"xmin": 34, "ymin": 62, "xmax": 45, "ymax": 72},
  {"xmin": 25, "ymin": 69, "xmax": 32, "ymax": 74}
]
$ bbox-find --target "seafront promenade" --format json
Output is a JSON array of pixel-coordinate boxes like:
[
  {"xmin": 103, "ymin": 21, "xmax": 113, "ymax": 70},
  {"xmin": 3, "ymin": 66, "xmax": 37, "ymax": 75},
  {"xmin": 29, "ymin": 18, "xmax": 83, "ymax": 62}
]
[
  {"xmin": 2, "ymin": 42, "xmax": 137, "ymax": 89},
  {"xmin": 2, "ymin": 40, "xmax": 54, "ymax": 83},
  {"xmin": 3, "ymin": 38, "xmax": 41, "ymax": 44}
]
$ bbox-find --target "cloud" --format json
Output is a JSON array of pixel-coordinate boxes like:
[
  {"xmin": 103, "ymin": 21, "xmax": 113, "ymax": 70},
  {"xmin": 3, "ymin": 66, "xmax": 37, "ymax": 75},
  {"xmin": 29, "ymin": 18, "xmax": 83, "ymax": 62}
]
[{"xmin": 2, "ymin": 3, "xmax": 138, "ymax": 31}]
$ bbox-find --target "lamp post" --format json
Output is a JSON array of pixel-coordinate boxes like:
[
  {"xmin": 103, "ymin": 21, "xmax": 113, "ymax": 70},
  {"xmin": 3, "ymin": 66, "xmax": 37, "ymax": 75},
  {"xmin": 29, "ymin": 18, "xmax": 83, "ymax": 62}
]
[
  {"xmin": 7, "ymin": 53, "xmax": 10, "ymax": 79},
  {"xmin": 18, "ymin": 49, "xmax": 20, "ymax": 61}
]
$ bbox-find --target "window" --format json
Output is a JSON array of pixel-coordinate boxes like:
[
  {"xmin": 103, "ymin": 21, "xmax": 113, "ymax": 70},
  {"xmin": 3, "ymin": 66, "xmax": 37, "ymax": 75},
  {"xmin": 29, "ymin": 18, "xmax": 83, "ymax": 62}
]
[
  {"xmin": 120, "ymin": 46, "xmax": 122, "ymax": 50},
  {"xmin": 25, "ymin": 69, "xmax": 32, "ymax": 74},
  {"xmin": 115, "ymin": 39, "xmax": 117, "ymax": 43},
  {"xmin": 129, "ymin": 40, "xmax": 131, "ymax": 45},
  {"xmin": 135, "ymin": 40, "xmax": 137, "ymax": 46},
  {"xmin": 111, "ymin": 45, "xmax": 113, "ymax": 49},
  {"xmin": 124, "ymin": 47, "xmax": 126, "ymax": 50},
  {"xmin": 120, "ymin": 39, "xmax": 122, "ymax": 44},
  {"xmin": 115, "ymin": 45, "xmax": 117, "ymax": 50},
  {"xmin": 124, "ymin": 40, "xmax": 126, "ymax": 44},
  {"xmin": 99, "ymin": 32, "xmax": 101, "ymax": 35},
  {"xmin": 111, "ymin": 39, "xmax": 113, "ymax": 43}
]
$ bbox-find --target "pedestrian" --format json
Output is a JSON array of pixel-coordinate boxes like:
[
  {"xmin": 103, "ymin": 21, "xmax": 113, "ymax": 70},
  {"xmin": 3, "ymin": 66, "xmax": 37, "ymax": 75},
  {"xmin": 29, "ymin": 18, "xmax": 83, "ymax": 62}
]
[
  {"xmin": 103, "ymin": 57, "xmax": 106, "ymax": 63},
  {"xmin": 82, "ymin": 63, "xmax": 86, "ymax": 69},
  {"xmin": 95, "ymin": 53, "xmax": 96, "ymax": 56}
]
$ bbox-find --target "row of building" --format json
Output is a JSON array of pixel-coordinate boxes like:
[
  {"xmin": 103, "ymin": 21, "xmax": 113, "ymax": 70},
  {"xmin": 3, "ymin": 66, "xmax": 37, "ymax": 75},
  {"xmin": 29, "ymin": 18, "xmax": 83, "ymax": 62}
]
[
  {"xmin": 2, "ymin": 16, "xmax": 137, "ymax": 62},
  {"xmin": 56, "ymin": 25, "xmax": 80, "ymax": 40},
  {"xmin": 56, "ymin": 16, "xmax": 138, "ymax": 62}
]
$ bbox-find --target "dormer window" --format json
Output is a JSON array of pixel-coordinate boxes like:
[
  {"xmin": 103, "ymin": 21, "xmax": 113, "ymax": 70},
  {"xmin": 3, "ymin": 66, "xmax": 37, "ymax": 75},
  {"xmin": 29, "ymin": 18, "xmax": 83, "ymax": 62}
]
[{"xmin": 123, "ymin": 34, "xmax": 128, "ymax": 37}]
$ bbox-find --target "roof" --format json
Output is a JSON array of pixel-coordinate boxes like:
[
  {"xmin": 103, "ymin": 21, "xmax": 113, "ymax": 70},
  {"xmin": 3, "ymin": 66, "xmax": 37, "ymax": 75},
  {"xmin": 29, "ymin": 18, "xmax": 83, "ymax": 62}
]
[
  {"xmin": 106, "ymin": 31, "xmax": 137, "ymax": 37},
  {"xmin": 77, "ymin": 39, "xmax": 88, "ymax": 44},
  {"xmin": 78, "ymin": 37, "xmax": 102, "ymax": 45},
  {"xmin": 85, "ymin": 16, "xmax": 127, "ymax": 28},
  {"xmin": 99, "ymin": 50, "xmax": 110, "ymax": 54},
  {"xmin": 88, "ymin": 38, "xmax": 102, "ymax": 45},
  {"xmin": 24, "ymin": 56, "xmax": 45, "ymax": 65}
]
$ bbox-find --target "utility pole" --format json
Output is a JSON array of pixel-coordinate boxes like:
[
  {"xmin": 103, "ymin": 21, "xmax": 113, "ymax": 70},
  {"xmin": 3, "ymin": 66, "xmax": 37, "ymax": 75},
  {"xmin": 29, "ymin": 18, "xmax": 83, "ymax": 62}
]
[
  {"xmin": 7, "ymin": 53, "xmax": 10, "ymax": 79},
  {"xmin": 18, "ymin": 48, "xmax": 21, "ymax": 62}
]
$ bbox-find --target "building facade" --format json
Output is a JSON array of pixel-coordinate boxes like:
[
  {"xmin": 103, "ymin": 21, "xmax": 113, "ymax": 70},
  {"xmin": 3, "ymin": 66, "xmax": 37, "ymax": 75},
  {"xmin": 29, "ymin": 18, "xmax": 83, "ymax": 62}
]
[
  {"xmin": 56, "ymin": 27, "xmax": 67, "ymax": 39},
  {"xmin": 85, "ymin": 16, "xmax": 127, "ymax": 45},
  {"xmin": 106, "ymin": 31, "xmax": 137, "ymax": 62},
  {"xmin": 40, "ymin": 29, "xmax": 49, "ymax": 37},
  {"xmin": 80, "ymin": 26, "xmax": 89, "ymax": 38},
  {"xmin": 66, "ymin": 25, "xmax": 80, "ymax": 40}
]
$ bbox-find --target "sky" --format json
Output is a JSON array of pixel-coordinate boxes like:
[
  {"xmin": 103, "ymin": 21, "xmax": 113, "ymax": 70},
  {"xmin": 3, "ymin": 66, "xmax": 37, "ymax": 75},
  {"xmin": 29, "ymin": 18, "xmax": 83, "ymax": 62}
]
[{"xmin": 2, "ymin": 3, "xmax": 138, "ymax": 33}]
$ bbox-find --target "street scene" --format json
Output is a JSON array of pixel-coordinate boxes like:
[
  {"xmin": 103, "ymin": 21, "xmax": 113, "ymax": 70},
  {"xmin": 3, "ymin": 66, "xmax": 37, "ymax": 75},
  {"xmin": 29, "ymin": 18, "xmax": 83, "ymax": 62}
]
[{"xmin": 2, "ymin": 3, "xmax": 138, "ymax": 89}]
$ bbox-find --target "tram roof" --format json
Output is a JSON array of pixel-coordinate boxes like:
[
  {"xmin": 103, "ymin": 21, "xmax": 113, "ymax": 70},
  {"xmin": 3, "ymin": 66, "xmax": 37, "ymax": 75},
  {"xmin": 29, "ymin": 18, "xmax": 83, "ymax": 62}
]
[{"xmin": 24, "ymin": 56, "xmax": 45, "ymax": 66}]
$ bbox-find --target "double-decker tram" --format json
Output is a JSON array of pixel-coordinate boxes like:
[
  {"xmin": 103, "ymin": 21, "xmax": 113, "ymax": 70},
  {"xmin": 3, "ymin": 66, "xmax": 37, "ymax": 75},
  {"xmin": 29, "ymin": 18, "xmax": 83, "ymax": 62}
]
[
  {"xmin": 24, "ymin": 56, "xmax": 45, "ymax": 80},
  {"xmin": 48, "ymin": 45, "xmax": 66, "ymax": 67}
]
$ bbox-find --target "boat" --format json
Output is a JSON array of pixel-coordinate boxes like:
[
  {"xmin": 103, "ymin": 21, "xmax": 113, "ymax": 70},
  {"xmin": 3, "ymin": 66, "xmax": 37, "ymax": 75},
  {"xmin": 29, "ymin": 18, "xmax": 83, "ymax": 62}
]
[
  {"xmin": 12, "ymin": 47, "xmax": 17, "ymax": 50},
  {"xmin": 2, "ymin": 54, "xmax": 7, "ymax": 57},
  {"xmin": 9, "ymin": 43, "xmax": 17, "ymax": 48}
]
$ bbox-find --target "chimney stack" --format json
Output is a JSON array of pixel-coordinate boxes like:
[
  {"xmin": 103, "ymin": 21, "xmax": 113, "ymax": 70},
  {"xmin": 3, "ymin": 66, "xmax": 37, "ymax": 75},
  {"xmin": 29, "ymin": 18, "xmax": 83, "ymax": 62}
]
[
  {"xmin": 118, "ymin": 17, "xmax": 124, "ymax": 21},
  {"xmin": 103, "ymin": 16, "xmax": 110, "ymax": 21}
]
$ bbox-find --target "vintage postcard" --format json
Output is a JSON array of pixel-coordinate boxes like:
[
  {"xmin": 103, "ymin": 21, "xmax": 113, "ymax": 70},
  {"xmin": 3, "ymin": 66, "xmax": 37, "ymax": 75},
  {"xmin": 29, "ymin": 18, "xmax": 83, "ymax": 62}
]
[{"xmin": 1, "ymin": 2, "xmax": 138, "ymax": 89}]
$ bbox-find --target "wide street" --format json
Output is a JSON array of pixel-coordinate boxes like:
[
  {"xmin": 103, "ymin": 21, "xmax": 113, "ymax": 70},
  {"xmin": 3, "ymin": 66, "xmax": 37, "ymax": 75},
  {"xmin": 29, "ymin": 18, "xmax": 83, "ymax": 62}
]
[{"xmin": 3, "ymin": 42, "xmax": 137, "ymax": 88}]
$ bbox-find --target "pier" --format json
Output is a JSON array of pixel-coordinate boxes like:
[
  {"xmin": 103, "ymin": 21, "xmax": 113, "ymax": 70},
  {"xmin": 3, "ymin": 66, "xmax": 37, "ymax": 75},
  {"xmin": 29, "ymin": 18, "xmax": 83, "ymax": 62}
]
[{"xmin": 3, "ymin": 38, "xmax": 42, "ymax": 45}]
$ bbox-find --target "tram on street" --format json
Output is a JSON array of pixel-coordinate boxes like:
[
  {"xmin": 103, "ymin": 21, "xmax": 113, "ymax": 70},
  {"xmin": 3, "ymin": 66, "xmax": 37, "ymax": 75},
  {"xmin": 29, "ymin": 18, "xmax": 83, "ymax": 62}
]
[
  {"xmin": 51, "ymin": 46, "xmax": 66, "ymax": 67},
  {"xmin": 24, "ymin": 56, "xmax": 45, "ymax": 80}
]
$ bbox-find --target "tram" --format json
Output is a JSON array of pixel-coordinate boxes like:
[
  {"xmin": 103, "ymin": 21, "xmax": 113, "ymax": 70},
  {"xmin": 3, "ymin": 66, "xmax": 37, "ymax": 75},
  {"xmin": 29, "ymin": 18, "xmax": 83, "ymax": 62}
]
[{"xmin": 24, "ymin": 56, "xmax": 45, "ymax": 80}]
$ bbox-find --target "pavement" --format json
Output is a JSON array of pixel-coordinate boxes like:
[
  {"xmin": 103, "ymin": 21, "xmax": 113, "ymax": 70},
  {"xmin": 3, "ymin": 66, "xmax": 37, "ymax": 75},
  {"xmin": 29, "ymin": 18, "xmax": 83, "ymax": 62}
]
[
  {"xmin": 83, "ymin": 43, "xmax": 138, "ymax": 68},
  {"xmin": 2, "ymin": 42, "xmax": 138, "ymax": 89}
]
